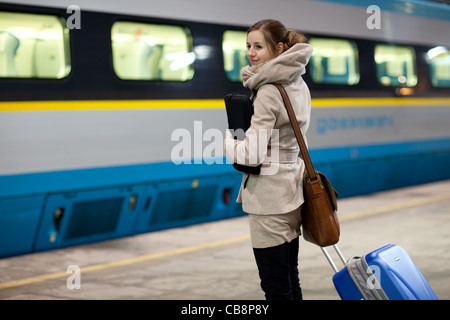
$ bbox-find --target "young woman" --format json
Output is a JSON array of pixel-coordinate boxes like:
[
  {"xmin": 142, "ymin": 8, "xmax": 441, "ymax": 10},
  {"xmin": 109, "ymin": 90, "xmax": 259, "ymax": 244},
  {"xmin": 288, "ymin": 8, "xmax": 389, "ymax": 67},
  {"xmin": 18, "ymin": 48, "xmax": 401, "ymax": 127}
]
[{"xmin": 224, "ymin": 19, "xmax": 313, "ymax": 300}]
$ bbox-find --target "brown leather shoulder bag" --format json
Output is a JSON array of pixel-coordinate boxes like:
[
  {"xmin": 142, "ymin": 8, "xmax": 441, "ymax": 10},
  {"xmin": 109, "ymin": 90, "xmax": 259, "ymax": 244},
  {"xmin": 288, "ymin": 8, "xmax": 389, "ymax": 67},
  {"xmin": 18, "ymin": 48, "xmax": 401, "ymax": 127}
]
[{"xmin": 273, "ymin": 83, "xmax": 340, "ymax": 247}]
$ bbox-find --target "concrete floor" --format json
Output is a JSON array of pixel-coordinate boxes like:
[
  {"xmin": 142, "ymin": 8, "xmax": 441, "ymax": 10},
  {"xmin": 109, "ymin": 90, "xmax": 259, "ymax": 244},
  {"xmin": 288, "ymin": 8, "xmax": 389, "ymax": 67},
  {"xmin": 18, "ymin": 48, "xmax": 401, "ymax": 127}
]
[{"xmin": 1, "ymin": 179, "xmax": 449, "ymax": 301}]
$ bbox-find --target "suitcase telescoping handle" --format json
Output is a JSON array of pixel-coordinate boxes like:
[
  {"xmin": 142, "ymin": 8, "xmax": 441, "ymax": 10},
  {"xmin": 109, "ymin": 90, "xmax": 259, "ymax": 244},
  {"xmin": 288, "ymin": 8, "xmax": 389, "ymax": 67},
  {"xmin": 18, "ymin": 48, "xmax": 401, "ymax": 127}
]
[{"xmin": 321, "ymin": 245, "xmax": 348, "ymax": 273}]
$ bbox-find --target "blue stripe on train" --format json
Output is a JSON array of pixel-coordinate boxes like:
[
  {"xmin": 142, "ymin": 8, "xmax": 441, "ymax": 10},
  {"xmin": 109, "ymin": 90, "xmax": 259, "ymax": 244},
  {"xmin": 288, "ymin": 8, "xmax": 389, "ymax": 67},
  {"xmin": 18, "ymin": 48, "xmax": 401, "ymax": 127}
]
[
  {"xmin": 315, "ymin": 0, "xmax": 450, "ymax": 22},
  {"xmin": 1, "ymin": 137, "xmax": 450, "ymax": 198},
  {"xmin": 1, "ymin": 137, "xmax": 450, "ymax": 257}
]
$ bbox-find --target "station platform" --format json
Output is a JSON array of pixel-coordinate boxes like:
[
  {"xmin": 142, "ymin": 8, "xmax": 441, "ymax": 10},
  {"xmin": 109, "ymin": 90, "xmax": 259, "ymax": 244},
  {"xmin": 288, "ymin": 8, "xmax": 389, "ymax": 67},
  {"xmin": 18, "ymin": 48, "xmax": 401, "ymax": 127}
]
[{"xmin": 0, "ymin": 179, "xmax": 449, "ymax": 301}]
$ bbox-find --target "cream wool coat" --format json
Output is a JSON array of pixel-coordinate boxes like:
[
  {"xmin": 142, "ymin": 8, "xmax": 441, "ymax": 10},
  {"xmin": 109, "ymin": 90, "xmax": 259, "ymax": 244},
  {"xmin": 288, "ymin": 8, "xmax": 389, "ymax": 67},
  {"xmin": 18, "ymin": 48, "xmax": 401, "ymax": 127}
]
[{"xmin": 225, "ymin": 43, "xmax": 313, "ymax": 215}]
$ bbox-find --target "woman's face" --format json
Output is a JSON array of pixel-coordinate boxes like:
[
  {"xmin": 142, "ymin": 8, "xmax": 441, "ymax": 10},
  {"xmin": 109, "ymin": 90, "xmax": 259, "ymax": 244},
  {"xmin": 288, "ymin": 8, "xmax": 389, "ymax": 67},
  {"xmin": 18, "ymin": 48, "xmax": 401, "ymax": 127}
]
[{"xmin": 246, "ymin": 30, "xmax": 272, "ymax": 67}]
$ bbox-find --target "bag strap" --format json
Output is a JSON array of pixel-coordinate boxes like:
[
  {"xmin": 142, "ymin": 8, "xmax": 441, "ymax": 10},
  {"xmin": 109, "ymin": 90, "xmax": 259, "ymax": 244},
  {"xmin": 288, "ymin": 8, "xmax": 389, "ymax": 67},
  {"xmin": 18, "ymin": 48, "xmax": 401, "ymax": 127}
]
[{"xmin": 272, "ymin": 83, "xmax": 317, "ymax": 181}]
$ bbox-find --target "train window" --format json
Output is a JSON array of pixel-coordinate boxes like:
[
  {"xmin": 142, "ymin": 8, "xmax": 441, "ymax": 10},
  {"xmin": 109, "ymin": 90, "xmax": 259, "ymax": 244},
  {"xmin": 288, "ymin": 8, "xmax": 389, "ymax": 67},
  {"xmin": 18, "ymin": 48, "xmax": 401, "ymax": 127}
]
[
  {"xmin": 223, "ymin": 30, "xmax": 250, "ymax": 82},
  {"xmin": 111, "ymin": 22, "xmax": 194, "ymax": 81},
  {"xmin": 427, "ymin": 46, "xmax": 450, "ymax": 88},
  {"xmin": 0, "ymin": 11, "xmax": 71, "ymax": 79},
  {"xmin": 374, "ymin": 45, "xmax": 417, "ymax": 87},
  {"xmin": 308, "ymin": 38, "xmax": 360, "ymax": 85}
]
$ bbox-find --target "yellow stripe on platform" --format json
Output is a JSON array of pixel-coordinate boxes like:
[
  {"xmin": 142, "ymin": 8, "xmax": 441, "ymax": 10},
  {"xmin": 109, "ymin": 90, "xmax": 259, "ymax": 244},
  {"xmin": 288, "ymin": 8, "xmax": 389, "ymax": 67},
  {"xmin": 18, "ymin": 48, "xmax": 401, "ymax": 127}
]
[
  {"xmin": 339, "ymin": 191, "xmax": 450, "ymax": 222},
  {"xmin": 0, "ymin": 97, "xmax": 449, "ymax": 112},
  {"xmin": 0, "ymin": 235, "xmax": 250, "ymax": 290}
]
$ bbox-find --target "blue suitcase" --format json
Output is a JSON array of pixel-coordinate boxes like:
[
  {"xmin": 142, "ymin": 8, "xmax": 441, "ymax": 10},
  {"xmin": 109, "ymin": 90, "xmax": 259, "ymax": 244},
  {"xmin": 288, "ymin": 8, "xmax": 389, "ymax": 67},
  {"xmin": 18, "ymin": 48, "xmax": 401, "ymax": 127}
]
[{"xmin": 322, "ymin": 244, "xmax": 438, "ymax": 300}]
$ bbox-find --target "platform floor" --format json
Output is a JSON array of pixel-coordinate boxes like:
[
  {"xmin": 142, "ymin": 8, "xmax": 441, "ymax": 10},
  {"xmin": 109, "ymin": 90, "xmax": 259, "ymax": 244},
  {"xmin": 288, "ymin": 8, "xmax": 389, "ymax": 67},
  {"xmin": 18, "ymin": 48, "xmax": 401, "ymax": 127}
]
[{"xmin": 1, "ymin": 179, "xmax": 449, "ymax": 300}]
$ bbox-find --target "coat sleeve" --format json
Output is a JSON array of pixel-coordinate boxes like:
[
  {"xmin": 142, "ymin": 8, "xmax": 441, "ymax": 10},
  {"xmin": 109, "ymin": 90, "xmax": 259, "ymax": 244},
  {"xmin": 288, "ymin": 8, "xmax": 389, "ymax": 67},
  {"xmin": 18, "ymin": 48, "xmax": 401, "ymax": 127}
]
[{"xmin": 225, "ymin": 85, "xmax": 281, "ymax": 166}]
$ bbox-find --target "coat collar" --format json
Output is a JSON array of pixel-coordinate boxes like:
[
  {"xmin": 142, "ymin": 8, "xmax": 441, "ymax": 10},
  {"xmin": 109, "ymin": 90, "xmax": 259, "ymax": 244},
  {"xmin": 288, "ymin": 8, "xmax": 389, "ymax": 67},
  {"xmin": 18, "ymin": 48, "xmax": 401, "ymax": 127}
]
[{"xmin": 241, "ymin": 43, "xmax": 313, "ymax": 91}]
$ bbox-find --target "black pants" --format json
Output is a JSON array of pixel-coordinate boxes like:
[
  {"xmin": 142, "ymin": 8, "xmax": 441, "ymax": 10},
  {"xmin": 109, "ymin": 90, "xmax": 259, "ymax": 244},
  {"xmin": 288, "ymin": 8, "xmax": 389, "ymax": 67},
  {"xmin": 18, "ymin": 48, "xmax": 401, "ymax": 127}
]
[{"xmin": 252, "ymin": 237, "xmax": 302, "ymax": 300}]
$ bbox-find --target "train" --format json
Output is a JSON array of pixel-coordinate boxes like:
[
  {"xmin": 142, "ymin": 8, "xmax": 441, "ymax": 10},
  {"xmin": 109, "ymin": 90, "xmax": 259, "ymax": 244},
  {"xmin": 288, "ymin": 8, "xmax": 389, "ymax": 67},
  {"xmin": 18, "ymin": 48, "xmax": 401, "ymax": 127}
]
[{"xmin": 0, "ymin": 0, "xmax": 449, "ymax": 258}]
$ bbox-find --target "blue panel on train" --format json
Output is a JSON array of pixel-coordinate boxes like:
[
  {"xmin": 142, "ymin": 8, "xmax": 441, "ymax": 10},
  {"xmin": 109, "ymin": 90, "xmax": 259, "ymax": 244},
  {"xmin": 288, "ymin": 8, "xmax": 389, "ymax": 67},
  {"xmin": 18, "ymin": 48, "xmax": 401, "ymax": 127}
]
[
  {"xmin": 33, "ymin": 185, "xmax": 146, "ymax": 252},
  {"xmin": 140, "ymin": 176, "xmax": 237, "ymax": 232},
  {"xmin": 0, "ymin": 196, "xmax": 45, "ymax": 258}
]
